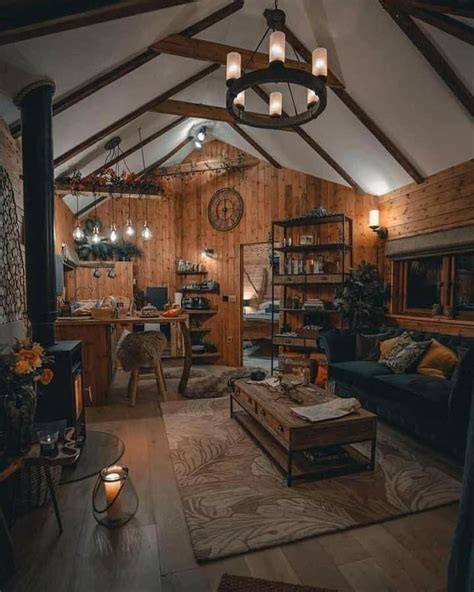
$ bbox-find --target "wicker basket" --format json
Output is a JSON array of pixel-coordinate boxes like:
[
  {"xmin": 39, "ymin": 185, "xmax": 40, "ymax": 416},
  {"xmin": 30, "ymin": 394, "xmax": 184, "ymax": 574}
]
[
  {"xmin": 91, "ymin": 307, "xmax": 114, "ymax": 320},
  {"xmin": 15, "ymin": 464, "xmax": 62, "ymax": 514}
]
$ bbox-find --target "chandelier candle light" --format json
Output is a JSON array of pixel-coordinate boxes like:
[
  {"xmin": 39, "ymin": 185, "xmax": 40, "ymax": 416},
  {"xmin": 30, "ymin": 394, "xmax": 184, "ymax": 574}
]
[{"xmin": 226, "ymin": 3, "xmax": 327, "ymax": 130}]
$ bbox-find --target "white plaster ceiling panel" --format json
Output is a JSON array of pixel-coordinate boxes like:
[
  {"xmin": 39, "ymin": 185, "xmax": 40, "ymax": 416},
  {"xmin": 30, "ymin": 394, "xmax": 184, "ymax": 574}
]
[
  {"xmin": 316, "ymin": 0, "xmax": 473, "ymax": 177},
  {"xmin": 51, "ymin": 55, "xmax": 208, "ymax": 158},
  {"xmin": 0, "ymin": 0, "xmax": 229, "ymax": 119}
]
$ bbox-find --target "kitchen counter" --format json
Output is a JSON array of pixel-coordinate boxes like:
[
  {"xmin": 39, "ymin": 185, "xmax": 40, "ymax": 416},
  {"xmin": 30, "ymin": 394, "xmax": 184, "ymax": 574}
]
[{"xmin": 55, "ymin": 315, "xmax": 191, "ymax": 406}]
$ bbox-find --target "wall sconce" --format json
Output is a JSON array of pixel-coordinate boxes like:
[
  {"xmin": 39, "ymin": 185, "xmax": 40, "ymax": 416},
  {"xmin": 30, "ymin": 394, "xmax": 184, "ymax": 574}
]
[
  {"xmin": 92, "ymin": 465, "xmax": 138, "ymax": 528},
  {"xmin": 202, "ymin": 248, "xmax": 215, "ymax": 258},
  {"xmin": 369, "ymin": 209, "xmax": 388, "ymax": 239}
]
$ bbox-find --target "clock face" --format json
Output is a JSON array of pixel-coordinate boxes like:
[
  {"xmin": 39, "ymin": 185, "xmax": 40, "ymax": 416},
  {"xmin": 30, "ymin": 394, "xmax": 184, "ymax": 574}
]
[{"xmin": 208, "ymin": 188, "xmax": 244, "ymax": 232}]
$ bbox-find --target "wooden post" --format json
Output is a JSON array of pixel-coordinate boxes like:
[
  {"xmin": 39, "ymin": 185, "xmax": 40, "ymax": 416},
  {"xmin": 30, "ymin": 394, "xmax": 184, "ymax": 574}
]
[{"xmin": 15, "ymin": 80, "xmax": 57, "ymax": 346}]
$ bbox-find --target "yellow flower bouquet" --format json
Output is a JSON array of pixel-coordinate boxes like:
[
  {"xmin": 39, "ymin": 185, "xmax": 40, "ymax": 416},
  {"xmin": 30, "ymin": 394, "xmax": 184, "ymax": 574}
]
[{"xmin": 0, "ymin": 339, "xmax": 54, "ymax": 459}]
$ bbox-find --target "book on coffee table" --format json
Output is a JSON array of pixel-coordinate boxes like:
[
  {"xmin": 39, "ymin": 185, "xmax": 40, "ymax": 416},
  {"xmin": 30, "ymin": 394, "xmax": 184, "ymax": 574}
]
[{"xmin": 290, "ymin": 397, "xmax": 361, "ymax": 422}]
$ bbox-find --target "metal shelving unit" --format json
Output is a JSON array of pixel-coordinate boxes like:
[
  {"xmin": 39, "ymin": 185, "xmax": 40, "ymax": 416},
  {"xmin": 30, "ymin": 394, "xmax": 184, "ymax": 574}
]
[{"xmin": 270, "ymin": 214, "xmax": 353, "ymax": 373}]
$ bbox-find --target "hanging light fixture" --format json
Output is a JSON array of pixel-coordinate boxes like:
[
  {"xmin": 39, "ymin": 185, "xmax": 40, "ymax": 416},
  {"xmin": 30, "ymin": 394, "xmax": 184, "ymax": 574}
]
[
  {"xmin": 109, "ymin": 193, "xmax": 118, "ymax": 243},
  {"xmin": 91, "ymin": 195, "xmax": 101, "ymax": 244},
  {"xmin": 141, "ymin": 198, "xmax": 153, "ymax": 241},
  {"xmin": 124, "ymin": 194, "xmax": 135, "ymax": 237},
  {"xmin": 138, "ymin": 129, "xmax": 153, "ymax": 242},
  {"xmin": 196, "ymin": 127, "xmax": 207, "ymax": 142},
  {"xmin": 226, "ymin": 2, "xmax": 327, "ymax": 129},
  {"xmin": 70, "ymin": 170, "xmax": 85, "ymax": 241}
]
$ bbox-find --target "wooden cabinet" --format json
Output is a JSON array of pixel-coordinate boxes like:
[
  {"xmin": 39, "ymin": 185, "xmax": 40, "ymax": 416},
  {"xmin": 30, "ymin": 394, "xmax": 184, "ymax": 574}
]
[{"xmin": 55, "ymin": 322, "xmax": 112, "ymax": 407}]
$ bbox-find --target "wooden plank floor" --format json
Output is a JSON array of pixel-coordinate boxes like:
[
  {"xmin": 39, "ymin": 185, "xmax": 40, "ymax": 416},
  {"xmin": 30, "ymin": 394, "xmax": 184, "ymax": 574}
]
[{"xmin": 5, "ymin": 369, "xmax": 458, "ymax": 592}]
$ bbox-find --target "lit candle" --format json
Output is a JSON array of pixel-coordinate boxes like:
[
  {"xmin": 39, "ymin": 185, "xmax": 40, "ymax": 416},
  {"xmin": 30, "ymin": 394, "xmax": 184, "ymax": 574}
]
[
  {"xmin": 312, "ymin": 47, "xmax": 327, "ymax": 77},
  {"xmin": 369, "ymin": 209, "xmax": 380, "ymax": 229},
  {"xmin": 233, "ymin": 91, "xmax": 245, "ymax": 109},
  {"xmin": 226, "ymin": 52, "xmax": 241, "ymax": 80},
  {"xmin": 269, "ymin": 31, "xmax": 285, "ymax": 64},
  {"xmin": 103, "ymin": 468, "xmax": 123, "ymax": 521},
  {"xmin": 307, "ymin": 89, "xmax": 320, "ymax": 107},
  {"xmin": 269, "ymin": 92, "xmax": 282, "ymax": 117}
]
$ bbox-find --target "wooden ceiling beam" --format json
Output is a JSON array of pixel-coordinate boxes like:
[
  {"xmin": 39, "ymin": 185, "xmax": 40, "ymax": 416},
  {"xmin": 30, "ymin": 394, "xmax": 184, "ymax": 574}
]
[
  {"xmin": 9, "ymin": 0, "xmax": 245, "ymax": 138},
  {"xmin": 138, "ymin": 136, "xmax": 193, "ymax": 177},
  {"xmin": 151, "ymin": 99, "xmax": 297, "ymax": 132},
  {"xmin": 399, "ymin": 3, "xmax": 474, "ymax": 44},
  {"xmin": 251, "ymin": 86, "xmax": 362, "ymax": 192},
  {"xmin": 228, "ymin": 123, "xmax": 281, "ymax": 169},
  {"xmin": 0, "ymin": 0, "xmax": 194, "ymax": 46},
  {"xmin": 151, "ymin": 34, "xmax": 344, "ymax": 89},
  {"xmin": 394, "ymin": 1, "xmax": 474, "ymax": 18},
  {"xmin": 380, "ymin": 0, "xmax": 474, "ymax": 115},
  {"xmin": 84, "ymin": 116, "xmax": 187, "ymax": 179},
  {"xmin": 54, "ymin": 63, "xmax": 219, "ymax": 168},
  {"xmin": 154, "ymin": 155, "xmax": 259, "ymax": 177},
  {"xmin": 283, "ymin": 24, "xmax": 425, "ymax": 184}
]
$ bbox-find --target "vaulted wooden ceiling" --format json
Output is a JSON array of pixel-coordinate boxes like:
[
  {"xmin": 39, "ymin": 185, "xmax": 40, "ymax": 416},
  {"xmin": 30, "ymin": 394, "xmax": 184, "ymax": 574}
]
[{"xmin": 0, "ymin": 0, "xmax": 472, "ymax": 212}]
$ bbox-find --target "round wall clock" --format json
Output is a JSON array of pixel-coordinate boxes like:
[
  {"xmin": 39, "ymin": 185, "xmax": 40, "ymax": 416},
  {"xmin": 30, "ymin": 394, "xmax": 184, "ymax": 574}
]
[{"xmin": 208, "ymin": 187, "xmax": 244, "ymax": 232}]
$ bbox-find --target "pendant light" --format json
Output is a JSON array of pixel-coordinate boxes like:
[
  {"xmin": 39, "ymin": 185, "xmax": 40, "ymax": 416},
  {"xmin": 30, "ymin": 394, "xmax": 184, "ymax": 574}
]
[
  {"xmin": 141, "ymin": 198, "xmax": 153, "ymax": 241},
  {"xmin": 139, "ymin": 129, "xmax": 153, "ymax": 242},
  {"xmin": 124, "ymin": 194, "xmax": 135, "ymax": 237},
  {"xmin": 71, "ymin": 170, "xmax": 85, "ymax": 241},
  {"xmin": 91, "ymin": 196, "xmax": 101, "ymax": 244},
  {"xmin": 109, "ymin": 194, "xmax": 118, "ymax": 243}
]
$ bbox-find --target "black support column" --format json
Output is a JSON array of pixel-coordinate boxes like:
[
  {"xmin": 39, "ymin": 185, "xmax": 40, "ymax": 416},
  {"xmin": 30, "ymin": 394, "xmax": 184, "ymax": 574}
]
[{"xmin": 15, "ymin": 80, "xmax": 57, "ymax": 346}]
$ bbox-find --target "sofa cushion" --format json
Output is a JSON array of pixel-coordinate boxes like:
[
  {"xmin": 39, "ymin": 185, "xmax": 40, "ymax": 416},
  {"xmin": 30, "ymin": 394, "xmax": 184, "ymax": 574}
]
[
  {"xmin": 329, "ymin": 361, "xmax": 393, "ymax": 390},
  {"xmin": 379, "ymin": 331, "xmax": 413, "ymax": 361},
  {"xmin": 373, "ymin": 373, "xmax": 451, "ymax": 408},
  {"xmin": 416, "ymin": 338, "xmax": 458, "ymax": 378},
  {"xmin": 356, "ymin": 332, "xmax": 392, "ymax": 361},
  {"xmin": 381, "ymin": 338, "xmax": 432, "ymax": 374}
]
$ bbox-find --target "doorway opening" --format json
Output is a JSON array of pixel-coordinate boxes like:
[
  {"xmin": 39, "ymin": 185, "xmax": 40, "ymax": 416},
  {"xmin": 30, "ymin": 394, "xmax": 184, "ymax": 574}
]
[{"xmin": 240, "ymin": 242, "xmax": 278, "ymax": 371}]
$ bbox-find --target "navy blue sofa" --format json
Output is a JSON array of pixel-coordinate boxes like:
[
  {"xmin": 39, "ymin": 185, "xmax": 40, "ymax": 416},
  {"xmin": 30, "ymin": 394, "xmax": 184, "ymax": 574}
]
[{"xmin": 319, "ymin": 327, "xmax": 474, "ymax": 457}]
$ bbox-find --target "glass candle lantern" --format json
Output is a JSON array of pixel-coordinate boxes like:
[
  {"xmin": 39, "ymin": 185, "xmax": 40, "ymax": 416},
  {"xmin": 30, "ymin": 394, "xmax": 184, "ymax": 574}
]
[
  {"xmin": 92, "ymin": 465, "xmax": 138, "ymax": 528},
  {"xmin": 38, "ymin": 430, "xmax": 59, "ymax": 457}
]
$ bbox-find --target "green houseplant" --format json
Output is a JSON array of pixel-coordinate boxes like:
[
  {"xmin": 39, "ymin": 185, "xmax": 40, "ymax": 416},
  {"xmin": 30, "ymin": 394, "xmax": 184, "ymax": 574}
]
[{"xmin": 334, "ymin": 261, "xmax": 388, "ymax": 330}]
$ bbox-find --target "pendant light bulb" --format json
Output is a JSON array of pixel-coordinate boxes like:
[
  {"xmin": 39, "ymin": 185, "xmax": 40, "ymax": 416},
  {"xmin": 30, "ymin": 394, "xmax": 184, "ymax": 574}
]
[
  {"xmin": 269, "ymin": 92, "xmax": 283, "ymax": 117},
  {"xmin": 91, "ymin": 226, "xmax": 101, "ymax": 244},
  {"xmin": 141, "ymin": 222, "xmax": 153, "ymax": 241},
  {"xmin": 72, "ymin": 223, "xmax": 84, "ymax": 241},
  {"xmin": 197, "ymin": 128, "xmax": 206, "ymax": 142},
  {"xmin": 110, "ymin": 224, "xmax": 118, "ymax": 243},
  {"xmin": 312, "ymin": 47, "xmax": 327, "ymax": 77},
  {"xmin": 233, "ymin": 91, "xmax": 245, "ymax": 110},
  {"xmin": 194, "ymin": 139, "xmax": 202, "ymax": 149},
  {"xmin": 125, "ymin": 219, "xmax": 135, "ymax": 237}
]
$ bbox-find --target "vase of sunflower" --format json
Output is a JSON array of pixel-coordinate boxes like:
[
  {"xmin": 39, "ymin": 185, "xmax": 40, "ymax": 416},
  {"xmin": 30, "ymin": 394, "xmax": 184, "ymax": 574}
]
[{"xmin": 0, "ymin": 339, "xmax": 54, "ymax": 460}]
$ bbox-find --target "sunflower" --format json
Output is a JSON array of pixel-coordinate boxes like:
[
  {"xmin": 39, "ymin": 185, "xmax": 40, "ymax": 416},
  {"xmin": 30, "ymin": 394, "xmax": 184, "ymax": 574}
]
[{"xmin": 18, "ymin": 349, "xmax": 42, "ymax": 369}]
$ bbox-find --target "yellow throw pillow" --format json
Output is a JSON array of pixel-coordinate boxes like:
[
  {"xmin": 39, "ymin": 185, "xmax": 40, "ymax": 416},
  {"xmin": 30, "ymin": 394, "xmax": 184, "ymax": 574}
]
[
  {"xmin": 379, "ymin": 336, "xmax": 401, "ymax": 361},
  {"xmin": 416, "ymin": 339, "xmax": 458, "ymax": 378}
]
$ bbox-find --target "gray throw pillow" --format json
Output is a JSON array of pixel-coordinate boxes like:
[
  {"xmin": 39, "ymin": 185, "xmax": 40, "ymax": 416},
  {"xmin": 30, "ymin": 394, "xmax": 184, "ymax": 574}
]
[
  {"xmin": 381, "ymin": 338, "xmax": 432, "ymax": 374},
  {"xmin": 356, "ymin": 332, "xmax": 392, "ymax": 361}
]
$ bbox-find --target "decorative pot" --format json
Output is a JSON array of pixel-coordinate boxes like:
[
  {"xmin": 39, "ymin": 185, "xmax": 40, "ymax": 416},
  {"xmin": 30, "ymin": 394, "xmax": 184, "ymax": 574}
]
[{"xmin": 0, "ymin": 386, "xmax": 37, "ymax": 458}]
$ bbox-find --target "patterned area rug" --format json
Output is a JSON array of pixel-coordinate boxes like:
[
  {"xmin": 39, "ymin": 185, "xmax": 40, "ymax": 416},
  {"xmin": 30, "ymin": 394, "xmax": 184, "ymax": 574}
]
[
  {"xmin": 161, "ymin": 397, "xmax": 461, "ymax": 562},
  {"xmin": 218, "ymin": 574, "xmax": 336, "ymax": 591}
]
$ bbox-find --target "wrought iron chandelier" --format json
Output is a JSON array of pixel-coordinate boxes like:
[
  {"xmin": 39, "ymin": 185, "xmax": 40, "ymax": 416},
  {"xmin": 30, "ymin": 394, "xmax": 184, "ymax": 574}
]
[{"xmin": 226, "ymin": 3, "xmax": 328, "ymax": 130}]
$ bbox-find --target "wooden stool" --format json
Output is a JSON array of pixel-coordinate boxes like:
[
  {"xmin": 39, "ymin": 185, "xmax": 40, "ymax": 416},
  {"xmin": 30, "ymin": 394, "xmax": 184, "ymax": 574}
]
[{"xmin": 117, "ymin": 331, "xmax": 167, "ymax": 406}]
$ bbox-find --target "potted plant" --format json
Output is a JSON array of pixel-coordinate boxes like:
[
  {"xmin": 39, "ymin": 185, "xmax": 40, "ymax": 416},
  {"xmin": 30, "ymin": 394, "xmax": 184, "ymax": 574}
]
[
  {"xmin": 0, "ymin": 339, "xmax": 53, "ymax": 461},
  {"xmin": 334, "ymin": 261, "xmax": 389, "ymax": 330}
]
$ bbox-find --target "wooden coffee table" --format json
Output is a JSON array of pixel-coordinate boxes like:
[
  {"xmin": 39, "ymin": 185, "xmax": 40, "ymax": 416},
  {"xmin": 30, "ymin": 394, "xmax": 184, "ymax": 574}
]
[{"xmin": 231, "ymin": 380, "xmax": 377, "ymax": 486}]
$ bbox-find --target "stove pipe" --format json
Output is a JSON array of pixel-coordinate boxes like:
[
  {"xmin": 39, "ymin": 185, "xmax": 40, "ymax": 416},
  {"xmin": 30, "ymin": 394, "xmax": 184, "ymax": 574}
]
[{"xmin": 15, "ymin": 80, "xmax": 57, "ymax": 346}]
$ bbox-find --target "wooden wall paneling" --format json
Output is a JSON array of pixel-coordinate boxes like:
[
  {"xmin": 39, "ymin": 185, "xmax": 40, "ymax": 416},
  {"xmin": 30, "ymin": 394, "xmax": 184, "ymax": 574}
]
[
  {"xmin": 54, "ymin": 195, "xmax": 77, "ymax": 254},
  {"xmin": 380, "ymin": 158, "xmax": 474, "ymax": 332},
  {"xmin": 65, "ymin": 262, "xmax": 134, "ymax": 301}
]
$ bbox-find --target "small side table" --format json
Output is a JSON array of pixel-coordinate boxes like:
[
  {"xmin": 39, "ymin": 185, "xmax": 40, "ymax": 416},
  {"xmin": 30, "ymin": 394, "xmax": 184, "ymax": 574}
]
[{"xmin": 0, "ymin": 435, "xmax": 81, "ymax": 584}]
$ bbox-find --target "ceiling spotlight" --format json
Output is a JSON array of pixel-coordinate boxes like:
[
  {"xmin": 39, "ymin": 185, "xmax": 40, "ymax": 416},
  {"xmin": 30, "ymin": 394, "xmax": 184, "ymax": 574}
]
[
  {"xmin": 196, "ymin": 127, "xmax": 206, "ymax": 142},
  {"xmin": 194, "ymin": 139, "xmax": 203, "ymax": 149}
]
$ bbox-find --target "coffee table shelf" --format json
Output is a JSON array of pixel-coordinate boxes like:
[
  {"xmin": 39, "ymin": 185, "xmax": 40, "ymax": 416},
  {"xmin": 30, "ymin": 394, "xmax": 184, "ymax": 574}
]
[{"xmin": 231, "ymin": 379, "xmax": 377, "ymax": 486}]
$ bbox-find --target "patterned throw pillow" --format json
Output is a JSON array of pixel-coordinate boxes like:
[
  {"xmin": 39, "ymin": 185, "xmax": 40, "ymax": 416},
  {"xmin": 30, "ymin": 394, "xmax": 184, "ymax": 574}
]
[
  {"xmin": 381, "ymin": 337, "xmax": 432, "ymax": 374},
  {"xmin": 379, "ymin": 331, "xmax": 413, "ymax": 362}
]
